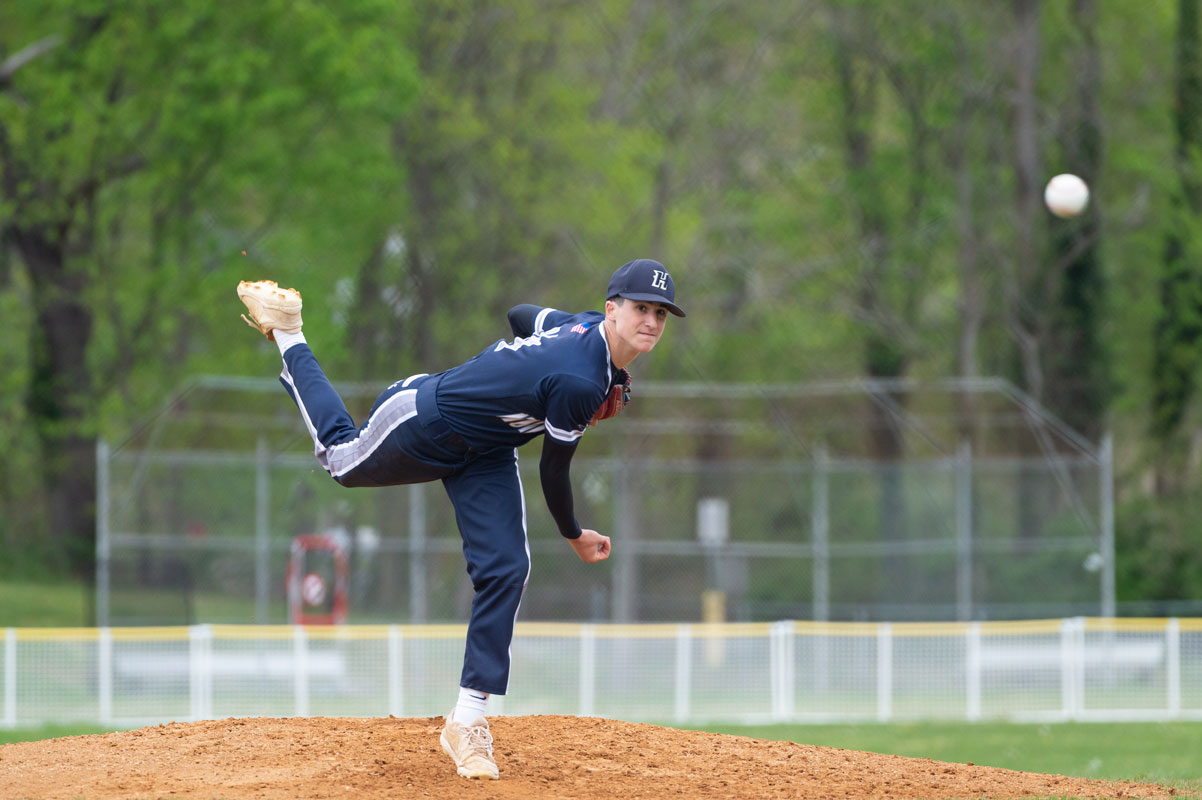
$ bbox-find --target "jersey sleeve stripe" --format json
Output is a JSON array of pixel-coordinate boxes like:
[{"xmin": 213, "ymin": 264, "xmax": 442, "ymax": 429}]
[
  {"xmin": 534, "ymin": 307, "xmax": 556, "ymax": 334},
  {"xmin": 544, "ymin": 420, "xmax": 583, "ymax": 443}
]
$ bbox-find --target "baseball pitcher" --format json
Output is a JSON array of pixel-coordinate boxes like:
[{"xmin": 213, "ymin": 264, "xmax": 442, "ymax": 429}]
[{"xmin": 237, "ymin": 258, "xmax": 684, "ymax": 780}]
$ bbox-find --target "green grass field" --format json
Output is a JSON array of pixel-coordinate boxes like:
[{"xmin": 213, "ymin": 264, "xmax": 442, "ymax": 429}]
[
  {"xmin": 0, "ymin": 580, "xmax": 91, "ymax": 627},
  {"xmin": 0, "ymin": 578, "xmax": 284, "ymax": 627},
  {"xmin": 691, "ymin": 720, "xmax": 1202, "ymax": 794},
  {"xmin": 0, "ymin": 724, "xmax": 117, "ymax": 746}
]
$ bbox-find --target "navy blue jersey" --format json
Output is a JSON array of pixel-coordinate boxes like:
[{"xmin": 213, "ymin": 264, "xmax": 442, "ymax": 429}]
[{"xmin": 433, "ymin": 308, "xmax": 616, "ymax": 449}]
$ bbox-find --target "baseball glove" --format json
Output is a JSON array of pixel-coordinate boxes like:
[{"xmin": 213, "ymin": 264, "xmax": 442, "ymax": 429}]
[{"xmin": 590, "ymin": 369, "xmax": 631, "ymax": 426}]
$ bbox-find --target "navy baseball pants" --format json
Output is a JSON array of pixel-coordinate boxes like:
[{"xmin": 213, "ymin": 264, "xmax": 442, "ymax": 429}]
[{"xmin": 280, "ymin": 344, "xmax": 531, "ymax": 695}]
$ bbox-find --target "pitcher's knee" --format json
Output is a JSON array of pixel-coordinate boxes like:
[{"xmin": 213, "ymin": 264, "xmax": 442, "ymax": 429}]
[
  {"xmin": 470, "ymin": 558, "xmax": 529, "ymax": 591},
  {"xmin": 332, "ymin": 471, "xmax": 373, "ymax": 488}
]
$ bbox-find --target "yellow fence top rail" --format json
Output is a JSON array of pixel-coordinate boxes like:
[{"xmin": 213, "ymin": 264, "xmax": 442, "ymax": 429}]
[
  {"xmin": 5, "ymin": 618, "xmax": 1201, "ymax": 641},
  {"xmin": 109, "ymin": 627, "xmax": 194, "ymax": 642},
  {"xmin": 12, "ymin": 627, "xmax": 101, "ymax": 641},
  {"xmin": 974, "ymin": 619, "xmax": 1064, "ymax": 635},
  {"xmin": 1082, "ymin": 617, "xmax": 1168, "ymax": 632},
  {"xmin": 789, "ymin": 619, "xmax": 1069, "ymax": 637}
]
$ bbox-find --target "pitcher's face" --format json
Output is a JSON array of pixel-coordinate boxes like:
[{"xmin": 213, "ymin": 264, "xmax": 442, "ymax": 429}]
[{"xmin": 606, "ymin": 298, "xmax": 668, "ymax": 363}]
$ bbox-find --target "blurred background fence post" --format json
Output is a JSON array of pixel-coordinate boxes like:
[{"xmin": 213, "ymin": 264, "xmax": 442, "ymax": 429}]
[
  {"xmin": 956, "ymin": 440, "xmax": 973, "ymax": 621},
  {"xmin": 256, "ymin": 437, "xmax": 271, "ymax": 625},
  {"xmin": 96, "ymin": 439, "xmax": 112, "ymax": 628},
  {"xmin": 1100, "ymin": 433, "xmax": 1116, "ymax": 619},
  {"xmin": 811, "ymin": 445, "xmax": 830, "ymax": 623},
  {"xmin": 407, "ymin": 485, "xmax": 428, "ymax": 624}
]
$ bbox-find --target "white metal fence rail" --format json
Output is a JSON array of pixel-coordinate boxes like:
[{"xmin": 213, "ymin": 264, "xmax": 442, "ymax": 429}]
[{"xmin": 2, "ymin": 618, "xmax": 1199, "ymax": 728}]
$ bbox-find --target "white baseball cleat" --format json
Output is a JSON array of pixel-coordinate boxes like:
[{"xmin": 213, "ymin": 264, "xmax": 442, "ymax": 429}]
[
  {"xmin": 237, "ymin": 279, "xmax": 302, "ymax": 341},
  {"xmin": 439, "ymin": 712, "xmax": 499, "ymax": 780}
]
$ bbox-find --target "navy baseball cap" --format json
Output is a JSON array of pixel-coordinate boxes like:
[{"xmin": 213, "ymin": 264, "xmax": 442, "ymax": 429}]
[{"xmin": 606, "ymin": 258, "xmax": 686, "ymax": 317}]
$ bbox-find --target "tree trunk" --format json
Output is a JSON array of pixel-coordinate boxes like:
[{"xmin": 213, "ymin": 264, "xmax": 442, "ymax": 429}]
[
  {"xmin": 17, "ymin": 225, "xmax": 96, "ymax": 582},
  {"xmin": 393, "ymin": 120, "xmax": 440, "ymax": 369},
  {"xmin": 1009, "ymin": 0, "xmax": 1045, "ymax": 403},
  {"xmin": 1008, "ymin": 0, "xmax": 1048, "ymax": 544},
  {"xmin": 1150, "ymin": 0, "xmax": 1202, "ymax": 497},
  {"xmin": 1044, "ymin": 0, "xmax": 1107, "ymax": 443},
  {"xmin": 348, "ymin": 239, "xmax": 389, "ymax": 381},
  {"xmin": 831, "ymin": 8, "xmax": 910, "ymax": 611}
]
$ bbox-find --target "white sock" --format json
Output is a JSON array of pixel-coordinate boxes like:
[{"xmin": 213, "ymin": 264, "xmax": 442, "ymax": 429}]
[
  {"xmin": 274, "ymin": 329, "xmax": 306, "ymax": 355},
  {"xmin": 452, "ymin": 686, "xmax": 489, "ymax": 725}
]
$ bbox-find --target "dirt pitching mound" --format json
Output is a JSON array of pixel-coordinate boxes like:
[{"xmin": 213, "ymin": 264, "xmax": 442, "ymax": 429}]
[{"xmin": 0, "ymin": 715, "xmax": 1177, "ymax": 799}]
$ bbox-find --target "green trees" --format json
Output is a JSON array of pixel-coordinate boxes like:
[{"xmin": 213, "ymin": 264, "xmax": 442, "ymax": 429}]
[
  {"xmin": 1, "ymin": 1, "xmax": 416, "ymax": 578},
  {"xmin": 1152, "ymin": 0, "xmax": 1202, "ymax": 470},
  {"xmin": 2, "ymin": 1, "xmax": 1201, "ymax": 611}
]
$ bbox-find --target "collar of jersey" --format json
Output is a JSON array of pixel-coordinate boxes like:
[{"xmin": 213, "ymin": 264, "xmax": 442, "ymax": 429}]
[{"xmin": 595, "ymin": 317, "xmax": 616, "ymax": 385}]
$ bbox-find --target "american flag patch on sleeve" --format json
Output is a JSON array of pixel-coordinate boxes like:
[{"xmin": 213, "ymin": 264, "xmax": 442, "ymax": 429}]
[{"xmin": 571, "ymin": 323, "xmax": 589, "ymax": 334}]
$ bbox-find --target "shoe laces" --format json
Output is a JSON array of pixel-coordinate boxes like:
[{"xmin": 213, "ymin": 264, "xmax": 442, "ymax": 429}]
[{"xmin": 464, "ymin": 723, "xmax": 494, "ymax": 757}]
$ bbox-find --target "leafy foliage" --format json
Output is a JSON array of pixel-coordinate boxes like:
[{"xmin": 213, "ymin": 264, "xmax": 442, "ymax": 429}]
[{"xmin": 2, "ymin": 2, "xmax": 1201, "ymax": 607}]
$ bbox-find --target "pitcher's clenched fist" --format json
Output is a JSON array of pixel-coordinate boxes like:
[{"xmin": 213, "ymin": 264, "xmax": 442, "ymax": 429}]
[{"xmin": 570, "ymin": 529, "xmax": 611, "ymax": 563}]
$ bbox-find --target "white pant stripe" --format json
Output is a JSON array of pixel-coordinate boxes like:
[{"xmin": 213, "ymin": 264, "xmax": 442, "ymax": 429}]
[
  {"xmin": 280, "ymin": 363, "xmax": 330, "ymax": 471},
  {"xmin": 505, "ymin": 448, "xmax": 532, "ymax": 695},
  {"xmin": 326, "ymin": 390, "xmax": 419, "ymax": 479},
  {"xmin": 282, "ymin": 359, "xmax": 423, "ymax": 480}
]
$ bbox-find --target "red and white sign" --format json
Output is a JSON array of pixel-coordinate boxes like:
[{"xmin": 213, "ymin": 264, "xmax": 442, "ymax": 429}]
[{"xmin": 287, "ymin": 534, "xmax": 348, "ymax": 625}]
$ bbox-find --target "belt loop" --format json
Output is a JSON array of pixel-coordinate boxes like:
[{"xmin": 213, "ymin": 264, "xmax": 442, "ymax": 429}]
[
  {"xmin": 416, "ymin": 373, "xmax": 441, "ymax": 419},
  {"xmin": 416, "ymin": 373, "xmax": 454, "ymax": 440}
]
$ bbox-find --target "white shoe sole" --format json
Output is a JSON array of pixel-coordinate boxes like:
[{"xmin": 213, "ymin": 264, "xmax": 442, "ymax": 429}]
[
  {"xmin": 237, "ymin": 282, "xmax": 302, "ymax": 313},
  {"xmin": 237, "ymin": 280, "xmax": 302, "ymax": 337}
]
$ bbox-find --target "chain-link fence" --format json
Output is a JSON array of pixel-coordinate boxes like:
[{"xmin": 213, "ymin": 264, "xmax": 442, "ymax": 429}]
[{"xmin": 96, "ymin": 375, "xmax": 1113, "ymax": 627}]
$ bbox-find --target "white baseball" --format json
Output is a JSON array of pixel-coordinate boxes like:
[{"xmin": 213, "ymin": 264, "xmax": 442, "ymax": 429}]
[{"xmin": 1044, "ymin": 173, "xmax": 1090, "ymax": 218}]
